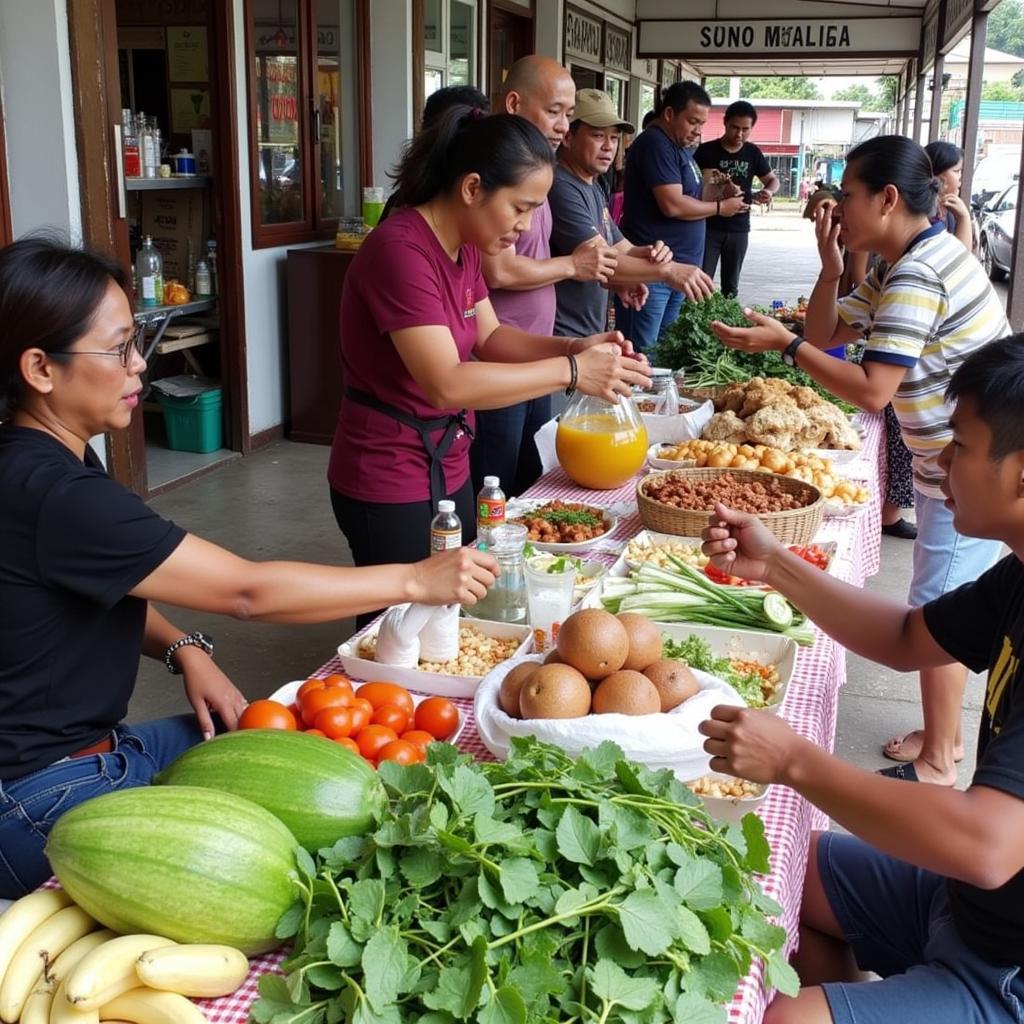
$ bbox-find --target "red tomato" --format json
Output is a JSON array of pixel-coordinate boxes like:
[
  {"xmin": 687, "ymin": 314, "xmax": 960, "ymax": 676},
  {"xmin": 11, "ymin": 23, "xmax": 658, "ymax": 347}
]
[
  {"xmin": 348, "ymin": 703, "xmax": 372, "ymax": 736},
  {"xmin": 322, "ymin": 673, "xmax": 354, "ymax": 694},
  {"xmin": 350, "ymin": 697, "xmax": 374, "ymax": 717},
  {"xmin": 334, "ymin": 736, "xmax": 360, "ymax": 754},
  {"xmin": 304, "ymin": 728, "xmax": 327, "ymax": 738},
  {"xmin": 704, "ymin": 563, "xmax": 757, "ymax": 587},
  {"xmin": 413, "ymin": 697, "xmax": 459, "ymax": 740},
  {"xmin": 238, "ymin": 699, "xmax": 298, "ymax": 731},
  {"xmin": 297, "ymin": 678, "xmax": 326, "ymax": 700},
  {"xmin": 356, "ymin": 724, "xmax": 398, "ymax": 760},
  {"xmin": 790, "ymin": 544, "xmax": 829, "ymax": 570},
  {"xmin": 372, "ymin": 703, "xmax": 410, "ymax": 734},
  {"xmin": 399, "ymin": 729, "xmax": 436, "ymax": 754},
  {"xmin": 315, "ymin": 705, "xmax": 354, "ymax": 739},
  {"xmin": 356, "ymin": 682, "xmax": 414, "ymax": 717},
  {"xmin": 299, "ymin": 687, "xmax": 351, "ymax": 727},
  {"xmin": 376, "ymin": 739, "xmax": 425, "ymax": 766}
]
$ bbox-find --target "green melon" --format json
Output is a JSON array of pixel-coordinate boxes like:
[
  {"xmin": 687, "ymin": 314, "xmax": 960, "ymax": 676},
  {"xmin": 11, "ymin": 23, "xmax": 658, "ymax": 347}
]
[
  {"xmin": 154, "ymin": 728, "xmax": 385, "ymax": 852},
  {"xmin": 46, "ymin": 786, "xmax": 297, "ymax": 955}
]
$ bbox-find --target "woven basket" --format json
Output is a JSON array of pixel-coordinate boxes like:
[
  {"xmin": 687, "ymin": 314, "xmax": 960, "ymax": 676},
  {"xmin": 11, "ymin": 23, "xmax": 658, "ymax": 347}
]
[{"xmin": 636, "ymin": 468, "xmax": 824, "ymax": 546}]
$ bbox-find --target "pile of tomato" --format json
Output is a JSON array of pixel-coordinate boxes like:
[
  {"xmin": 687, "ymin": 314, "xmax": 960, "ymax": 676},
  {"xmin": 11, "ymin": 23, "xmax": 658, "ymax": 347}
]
[
  {"xmin": 238, "ymin": 675, "xmax": 459, "ymax": 767},
  {"xmin": 788, "ymin": 544, "xmax": 830, "ymax": 570}
]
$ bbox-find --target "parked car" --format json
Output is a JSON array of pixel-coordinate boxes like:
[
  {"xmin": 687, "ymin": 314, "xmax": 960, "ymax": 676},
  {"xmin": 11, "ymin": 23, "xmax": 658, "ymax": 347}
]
[{"xmin": 977, "ymin": 184, "xmax": 1018, "ymax": 282}]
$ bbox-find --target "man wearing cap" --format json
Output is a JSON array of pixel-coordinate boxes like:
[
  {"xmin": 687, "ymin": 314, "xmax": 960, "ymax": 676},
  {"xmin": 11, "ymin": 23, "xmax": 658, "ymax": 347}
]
[{"xmin": 548, "ymin": 88, "xmax": 714, "ymax": 340}]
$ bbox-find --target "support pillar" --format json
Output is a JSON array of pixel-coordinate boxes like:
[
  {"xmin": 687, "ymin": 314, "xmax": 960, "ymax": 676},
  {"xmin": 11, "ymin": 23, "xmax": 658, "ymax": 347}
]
[
  {"xmin": 928, "ymin": 0, "xmax": 948, "ymax": 142},
  {"xmin": 959, "ymin": 8, "xmax": 988, "ymax": 201},
  {"xmin": 1007, "ymin": 150, "xmax": 1024, "ymax": 331}
]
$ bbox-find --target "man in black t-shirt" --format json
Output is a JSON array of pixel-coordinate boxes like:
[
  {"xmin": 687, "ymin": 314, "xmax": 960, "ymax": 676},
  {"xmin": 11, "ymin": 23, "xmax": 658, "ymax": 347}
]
[
  {"xmin": 694, "ymin": 100, "xmax": 779, "ymax": 297},
  {"xmin": 698, "ymin": 333, "xmax": 1024, "ymax": 1023}
]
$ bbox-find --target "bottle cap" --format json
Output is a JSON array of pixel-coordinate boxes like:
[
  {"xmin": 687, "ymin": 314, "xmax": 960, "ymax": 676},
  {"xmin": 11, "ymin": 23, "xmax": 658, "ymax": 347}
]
[
  {"xmin": 483, "ymin": 476, "xmax": 500, "ymax": 489},
  {"xmin": 437, "ymin": 500, "xmax": 455, "ymax": 513},
  {"xmin": 650, "ymin": 367, "xmax": 673, "ymax": 376}
]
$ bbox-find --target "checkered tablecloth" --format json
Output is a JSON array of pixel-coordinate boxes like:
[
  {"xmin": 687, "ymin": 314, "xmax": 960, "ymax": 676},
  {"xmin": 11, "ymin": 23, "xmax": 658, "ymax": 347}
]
[{"xmin": 59, "ymin": 415, "xmax": 887, "ymax": 1024}]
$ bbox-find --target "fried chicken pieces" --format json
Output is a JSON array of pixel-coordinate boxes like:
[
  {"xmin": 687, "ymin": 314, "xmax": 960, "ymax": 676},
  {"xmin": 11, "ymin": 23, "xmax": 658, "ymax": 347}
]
[{"xmin": 705, "ymin": 377, "xmax": 861, "ymax": 451}]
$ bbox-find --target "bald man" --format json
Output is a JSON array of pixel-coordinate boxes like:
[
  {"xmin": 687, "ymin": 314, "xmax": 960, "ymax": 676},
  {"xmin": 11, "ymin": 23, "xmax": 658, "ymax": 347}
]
[{"xmin": 471, "ymin": 56, "xmax": 618, "ymax": 500}]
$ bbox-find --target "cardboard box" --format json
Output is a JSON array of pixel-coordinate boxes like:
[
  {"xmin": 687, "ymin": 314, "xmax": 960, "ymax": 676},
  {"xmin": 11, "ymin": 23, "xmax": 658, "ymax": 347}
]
[{"xmin": 140, "ymin": 191, "xmax": 205, "ymax": 284}]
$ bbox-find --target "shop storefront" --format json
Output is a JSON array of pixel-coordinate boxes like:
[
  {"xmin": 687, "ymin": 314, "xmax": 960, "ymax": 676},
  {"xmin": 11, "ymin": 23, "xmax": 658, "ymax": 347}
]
[{"xmin": 563, "ymin": 5, "xmax": 632, "ymax": 119}]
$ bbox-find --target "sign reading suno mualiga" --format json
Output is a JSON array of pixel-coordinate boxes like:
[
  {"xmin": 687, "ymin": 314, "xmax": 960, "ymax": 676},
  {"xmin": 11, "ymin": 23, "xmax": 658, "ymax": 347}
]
[{"xmin": 637, "ymin": 17, "xmax": 921, "ymax": 57}]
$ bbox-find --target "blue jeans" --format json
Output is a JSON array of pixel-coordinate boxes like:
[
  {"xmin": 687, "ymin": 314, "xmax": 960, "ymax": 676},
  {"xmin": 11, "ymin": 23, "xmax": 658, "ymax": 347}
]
[
  {"xmin": 908, "ymin": 492, "xmax": 1002, "ymax": 607},
  {"xmin": 613, "ymin": 279, "xmax": 684, "ymax": 353},
  {"xmin": 818, "ymin": 832, "xmax": 1024, "ymax": 1024},
  {"xmin": 0, "ymin": 715, "xmax": 203, "ymax": 897},
  {"xmin": 470, "ymin": 395, "xmax": 551, "ymax": 499}
]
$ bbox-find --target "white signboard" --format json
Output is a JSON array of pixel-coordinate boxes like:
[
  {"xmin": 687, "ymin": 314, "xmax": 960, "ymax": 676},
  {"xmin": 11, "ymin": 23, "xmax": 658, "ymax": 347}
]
[
  {"xmin": 638, "ymin": 17, "xmax": 921, "ymax": 57},
  {"xmin": 565, "ymin": 7, "xmax": 603, "ymax": 63}
]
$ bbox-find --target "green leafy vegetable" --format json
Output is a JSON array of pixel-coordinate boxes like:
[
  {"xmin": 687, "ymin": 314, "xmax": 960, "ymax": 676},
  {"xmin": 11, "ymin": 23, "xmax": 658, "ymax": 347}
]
[
  {"xmin": 661, "ymin": 635, "xmax": 771, "ymax": 709},
  {"xmin": 252, "ymin": 738, "xmax": 796, "ymax": 1024},
  {"xmin": 653, "ymin": 294, "xmax": 857, "ymax": 413}
]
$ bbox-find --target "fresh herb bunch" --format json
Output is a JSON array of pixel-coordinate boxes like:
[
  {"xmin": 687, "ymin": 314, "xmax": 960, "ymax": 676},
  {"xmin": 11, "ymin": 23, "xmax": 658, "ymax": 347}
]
[
  {"xmin": 661, "ymin": 636, "xmax": 768, "ymax": 710},
  {"xmin": 653, "ymin": 295, "xmax": 857, "ymax": 414},
  {"xmin": 253, "ymin": 738, "xmax": 797, "ymax": 1024},
  {"xmin": 534, "ymin": 508, "xmax": 603, "ymax": 527}
]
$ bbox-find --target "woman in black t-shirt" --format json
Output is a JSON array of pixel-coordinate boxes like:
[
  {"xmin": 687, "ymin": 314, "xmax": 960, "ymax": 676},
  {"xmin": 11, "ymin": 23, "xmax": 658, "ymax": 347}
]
[{"xmin": 0, "ymin": 237, "xmax": 499, "ymax": 897}]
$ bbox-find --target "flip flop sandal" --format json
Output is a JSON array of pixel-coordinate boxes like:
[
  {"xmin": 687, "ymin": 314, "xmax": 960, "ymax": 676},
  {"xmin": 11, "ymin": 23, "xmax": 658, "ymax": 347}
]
[
  {"xmin": 883, "ymin": 732, "xmax": 964, "ymax": 763},
  {"xmin": 876, "ymin": 762, "xmax": 919, "ymax": 782}
]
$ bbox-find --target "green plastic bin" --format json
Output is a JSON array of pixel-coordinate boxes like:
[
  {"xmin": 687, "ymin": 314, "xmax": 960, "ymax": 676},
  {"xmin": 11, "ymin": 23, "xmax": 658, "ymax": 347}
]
[{"xmin": 156, "ymin": 387, "xmax": 223, "ymax": 453}]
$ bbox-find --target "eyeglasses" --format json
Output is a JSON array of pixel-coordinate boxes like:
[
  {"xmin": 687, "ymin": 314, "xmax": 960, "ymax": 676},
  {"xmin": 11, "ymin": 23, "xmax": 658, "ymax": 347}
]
[{"xmin": 53, "ymin": 324, "xmax": 147, "ymax": 368}]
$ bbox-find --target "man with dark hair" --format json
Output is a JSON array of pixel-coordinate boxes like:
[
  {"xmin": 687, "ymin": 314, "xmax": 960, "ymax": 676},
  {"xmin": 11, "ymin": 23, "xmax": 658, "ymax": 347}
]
[
  {"xmin": 695, "ymin": 99, "xmax": 779, "ymax": 297},
  {"xmin": 547, "ymin": 89, "xmax": 713, "ymax": 339},
  {"xmin": 618, "ymin": 81, "xmax": 749, "ymax": 351},
  {"xmin": 699, "ymin": 333, "xmax": 1024, "ymax": 1023},
  {"xmin": 420, "ymin": 85, "xmax": 489, "ymax": 128}
]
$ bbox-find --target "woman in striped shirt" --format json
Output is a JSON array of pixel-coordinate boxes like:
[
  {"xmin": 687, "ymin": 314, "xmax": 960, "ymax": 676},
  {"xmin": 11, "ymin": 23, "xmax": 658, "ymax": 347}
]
[{"xmin": 710, "ymin": 135, "xmax": 1010, "ymax": 787}]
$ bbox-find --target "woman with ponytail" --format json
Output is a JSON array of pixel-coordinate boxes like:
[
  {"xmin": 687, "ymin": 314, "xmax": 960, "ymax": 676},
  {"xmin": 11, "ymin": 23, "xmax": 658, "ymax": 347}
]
[
  {"xmin": 925, "ymin": 140, "xmax": 973, "ymax": 251},
  {"xmin": 709, "ymin": 134, "xmax": 1010, "ymax": 787},
  {"xmin": 328, "ymin": 108, "xmax": 650, "ymax": 623}
]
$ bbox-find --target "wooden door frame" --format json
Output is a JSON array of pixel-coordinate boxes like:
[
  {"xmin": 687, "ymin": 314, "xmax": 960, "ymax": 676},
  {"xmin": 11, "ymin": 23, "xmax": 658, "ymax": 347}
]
[
  {"xmin": 66, "ymin": 0, "xmax": 249, "ymax": 491},
  {"xmin": 67, "ymin": 0, "xmax": 145, "ymax": 493},
  {"xmin": 0, "ymin": 86, "xmax": 12, "ymax": 246},
  {"xmin": 487, "ymin": 1, "xmax": 535, "ymax": 109}
]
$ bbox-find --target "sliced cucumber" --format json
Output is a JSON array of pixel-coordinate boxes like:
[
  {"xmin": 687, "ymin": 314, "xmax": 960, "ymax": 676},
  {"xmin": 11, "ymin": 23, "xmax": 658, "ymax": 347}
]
[{"xmin": 762, "ymin": 592, "xmax": 794, "ymax": 628}]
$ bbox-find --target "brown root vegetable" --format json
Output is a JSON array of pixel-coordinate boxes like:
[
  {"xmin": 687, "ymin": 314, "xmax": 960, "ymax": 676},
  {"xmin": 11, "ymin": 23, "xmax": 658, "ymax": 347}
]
[
  {"xmin": 642, "ymin": 659, "xmax": 700, "ymax": 711},
  {"xmin": 591, "ymin": 671, "xmax": 661, "ymax": 715},
  {"xmin": 519, "ymin": 664, "xmax": 592, "ymax": 719},
  {"xmin": 556, "ymin": 609, "xmax": 628, "ymax": 680},
  {"xmin": 499, "ymin": 662, "xmax": 539, "ymax": 718}
]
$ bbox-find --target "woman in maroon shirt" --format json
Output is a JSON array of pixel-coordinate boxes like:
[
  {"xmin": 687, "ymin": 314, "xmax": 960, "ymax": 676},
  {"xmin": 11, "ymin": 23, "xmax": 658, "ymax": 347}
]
[{"xmin": 330, "ymin": 109, "xmax": 649, "ymax": 609}]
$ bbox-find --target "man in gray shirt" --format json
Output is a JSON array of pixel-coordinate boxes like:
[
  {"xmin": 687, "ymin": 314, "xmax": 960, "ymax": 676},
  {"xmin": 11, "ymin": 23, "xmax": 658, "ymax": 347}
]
[{"xmin": 548, "ymin": 90, "xmax": 713, "ymax": 340}]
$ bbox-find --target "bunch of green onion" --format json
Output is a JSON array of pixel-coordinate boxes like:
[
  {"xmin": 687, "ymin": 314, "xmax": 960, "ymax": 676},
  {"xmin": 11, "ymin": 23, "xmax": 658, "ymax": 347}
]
[{"xmin": 599, "ymin": 555, "xmax": 815, "ymax": 645}]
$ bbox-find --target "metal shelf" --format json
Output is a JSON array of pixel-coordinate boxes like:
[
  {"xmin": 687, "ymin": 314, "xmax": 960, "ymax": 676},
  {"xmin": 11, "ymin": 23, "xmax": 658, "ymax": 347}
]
[
  {"xmin": 126, "ymin": 175, "xmax": 212, "ymax": 191},
  {"xmin": 134, "ymin": 298, "xmax": 216, "ymax": 324}
]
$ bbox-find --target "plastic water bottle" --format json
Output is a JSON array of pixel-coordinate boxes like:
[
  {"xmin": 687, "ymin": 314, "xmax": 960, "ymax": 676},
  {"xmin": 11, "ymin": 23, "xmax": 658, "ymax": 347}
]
[
  {"xmin": 430, "ymin": 500, "xmax": 462, "ymax": 554},
  {"xmin": 137, "ymin": 236, "xmax": 163, "ymax": 308},
  {"xmin": 475, "ymin": 476, "xmax": 506, "ymax": 548},
  {"xmin": 195, "ymin": 259, "xmax": 211, "ymax": 297}
]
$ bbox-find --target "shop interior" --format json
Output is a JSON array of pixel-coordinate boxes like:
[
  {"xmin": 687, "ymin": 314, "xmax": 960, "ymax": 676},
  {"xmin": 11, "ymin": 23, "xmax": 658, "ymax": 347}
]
[{"xmin": 116, "ymin": 4, "xmax": 233, "ymax": 491}]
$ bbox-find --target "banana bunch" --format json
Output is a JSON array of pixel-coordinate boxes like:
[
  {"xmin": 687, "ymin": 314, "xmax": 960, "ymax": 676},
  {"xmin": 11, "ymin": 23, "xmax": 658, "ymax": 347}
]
[{"xmin": 0, "ymin": 891, "xmax": 249, "ymax": 1024}]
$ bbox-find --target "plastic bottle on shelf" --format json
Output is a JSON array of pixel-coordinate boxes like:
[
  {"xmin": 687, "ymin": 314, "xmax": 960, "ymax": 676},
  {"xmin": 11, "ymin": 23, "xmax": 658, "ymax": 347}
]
[
  {"xmin": 195, "ymin": 259, "xmax": 211, "ymax": 298},
  {"xmin": 475, "ymin": 476, "xmax": 506, "ymax": 549},
  {"xmin": 121, "ymin": 109, "xmax": 140, "ymax": 177},
  {"xmin": 137, "ymin": 236, "xmax": 163, "ymax": 308},
  {"xmin": 430, "ymin": 500, "xmax": 462, "ymax": 554},
  {"xmin": 206, "ymin": 240, "xmax": 218, "ymax": 297}
]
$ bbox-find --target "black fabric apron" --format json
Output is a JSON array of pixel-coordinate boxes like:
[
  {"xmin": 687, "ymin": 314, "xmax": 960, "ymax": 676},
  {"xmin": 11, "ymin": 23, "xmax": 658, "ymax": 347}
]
[{"xmin": 344, "ymin": 387, "xmax": 474, "ymax": 511}]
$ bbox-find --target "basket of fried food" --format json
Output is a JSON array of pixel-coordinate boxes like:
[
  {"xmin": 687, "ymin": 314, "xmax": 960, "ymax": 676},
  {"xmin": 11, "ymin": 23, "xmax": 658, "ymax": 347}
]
[{"xmin": 637, "ymin": 468, "xmax": 824, "ymax": 547}]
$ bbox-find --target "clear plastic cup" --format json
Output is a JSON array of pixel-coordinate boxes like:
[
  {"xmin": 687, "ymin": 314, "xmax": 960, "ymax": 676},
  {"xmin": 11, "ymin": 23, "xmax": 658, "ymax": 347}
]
[
  {"xmin": 525, "ymin": 558, "xmax": 577, "ymax": 652},
  {"xmin": 362, "ymin": 187, "xmax": 385, "ymax": 228}
]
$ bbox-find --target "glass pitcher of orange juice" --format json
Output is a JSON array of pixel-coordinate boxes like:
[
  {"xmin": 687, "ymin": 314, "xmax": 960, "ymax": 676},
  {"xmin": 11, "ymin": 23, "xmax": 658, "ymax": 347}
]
[{"xmin": 555, "ymin": 394, "xmax": 648, "ymax": 490}]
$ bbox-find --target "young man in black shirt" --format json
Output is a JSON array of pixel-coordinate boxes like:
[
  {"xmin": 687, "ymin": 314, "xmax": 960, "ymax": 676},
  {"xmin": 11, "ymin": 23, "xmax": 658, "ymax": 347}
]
[
  {"xmin": 695, "ymin": 100, "xmax": 779, "ymax": 297},
  {"xmin": 700, "ymin": 332, "xmax": 1024, "ymax": 1024}
]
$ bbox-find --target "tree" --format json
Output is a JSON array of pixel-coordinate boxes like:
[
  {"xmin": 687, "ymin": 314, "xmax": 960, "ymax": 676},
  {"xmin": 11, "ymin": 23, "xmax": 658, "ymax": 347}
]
[
  {"xmin": 875, "ymin": 76, "xmax": 899, "ymax": 111},
  {"xmin": 981, "ymin": 79, "xmax": 1024, "ymax": 101},
  {"xmin": 705, "ymin": 77, "xmax": 730, "ymax": 98},
  {"xmin": 740, "ymin": 76, "xmax": 822, "ymax": 99},
  {"xmin": 987, "ymin": 0, "xmax": 1024, "ymax": 58},
  {"xmin": 832, "ymin": 84, "xmax": 875, "ymax": 105}
]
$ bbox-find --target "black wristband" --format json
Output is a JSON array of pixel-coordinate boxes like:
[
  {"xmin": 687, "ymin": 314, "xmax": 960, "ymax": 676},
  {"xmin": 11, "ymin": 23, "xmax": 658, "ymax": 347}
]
[{"xmin": 565, "ymin": 353, "xmax": 578, "ymax": 397}]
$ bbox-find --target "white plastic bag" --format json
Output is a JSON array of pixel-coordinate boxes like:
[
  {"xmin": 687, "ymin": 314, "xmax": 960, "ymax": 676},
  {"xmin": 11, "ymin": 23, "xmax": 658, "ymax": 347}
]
[
  {"xmin": 419, "ymin": 604, "xmax": 460, "ymax": 662},
  {"xmin": 372, "ymin": 602, "xmax": 437, "ymax": 667},
  {"xmin": 474, "ymin": 654, "xmax": 746, "ymax": 781}
]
